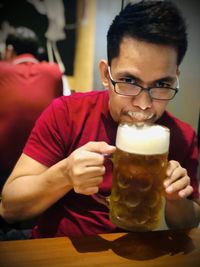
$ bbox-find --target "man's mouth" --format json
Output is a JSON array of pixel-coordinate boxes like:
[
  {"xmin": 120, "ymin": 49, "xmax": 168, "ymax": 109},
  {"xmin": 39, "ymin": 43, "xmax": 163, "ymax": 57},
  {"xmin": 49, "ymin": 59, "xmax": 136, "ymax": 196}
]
[{"xmin": 122, "ymin": 111, "xmax": 155, "ymax": 124}]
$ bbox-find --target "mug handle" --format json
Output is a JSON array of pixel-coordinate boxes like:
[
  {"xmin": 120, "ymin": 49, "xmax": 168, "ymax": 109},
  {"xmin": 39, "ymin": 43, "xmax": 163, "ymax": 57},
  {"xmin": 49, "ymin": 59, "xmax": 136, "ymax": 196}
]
[
  {"xmin": 92, "ymin": 193, "xmax": 110, "ymax": 207},
  {"xmin": 92, "ymin": 153, "xmax": 113, "ymax": 207}
]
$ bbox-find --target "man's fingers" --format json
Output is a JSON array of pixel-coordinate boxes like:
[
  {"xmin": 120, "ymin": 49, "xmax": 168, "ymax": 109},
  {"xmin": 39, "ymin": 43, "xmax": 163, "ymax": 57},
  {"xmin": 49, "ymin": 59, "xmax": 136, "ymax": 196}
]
[
  {"xmin": 164, "ymin": 160, "xmax": 187, "ymax": 188},
  {"xmin": 83, "ymin": 141, "xmax": 116, "ymax": 155},
  {"xmin": 165, "ymin": 175, "xmax": 190, "ymax": 194},
  {"xmin": 74, "ymin": 176, "xmax": 103, "ymax": 195},
  {"xmin": 166, "ymin": 160, "xmax": 180, "ymax": 177},
  {"xmin": 178, "ymin": 185, "xmax": 193, "ymax": 198}
]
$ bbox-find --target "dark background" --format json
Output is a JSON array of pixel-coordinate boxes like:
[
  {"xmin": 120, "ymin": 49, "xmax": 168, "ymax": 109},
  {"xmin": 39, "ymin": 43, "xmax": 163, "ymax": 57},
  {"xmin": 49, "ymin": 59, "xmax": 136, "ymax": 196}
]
[{"xmin": 0, "ymin": 0, "xmax": 77, "ymax": 75}]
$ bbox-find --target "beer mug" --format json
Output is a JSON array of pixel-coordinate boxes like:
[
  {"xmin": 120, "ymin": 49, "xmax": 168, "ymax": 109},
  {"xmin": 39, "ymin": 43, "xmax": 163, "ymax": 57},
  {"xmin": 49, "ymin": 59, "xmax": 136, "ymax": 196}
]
[{"xmin": 94, "ymin": 123, "xmax": 170, "ymax": 231}]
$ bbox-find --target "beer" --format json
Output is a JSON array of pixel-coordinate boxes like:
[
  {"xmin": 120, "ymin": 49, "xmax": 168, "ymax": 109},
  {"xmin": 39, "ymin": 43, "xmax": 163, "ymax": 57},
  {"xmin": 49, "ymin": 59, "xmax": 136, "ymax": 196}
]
[{"xmin": 109, "ymin": 123, "xmax": 170, "ymax": 231}]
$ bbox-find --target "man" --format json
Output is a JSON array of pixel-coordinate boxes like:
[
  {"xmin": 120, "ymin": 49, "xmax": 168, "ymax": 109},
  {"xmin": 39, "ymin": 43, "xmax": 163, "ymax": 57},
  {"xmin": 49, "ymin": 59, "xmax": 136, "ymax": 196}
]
[
  {"xmin": 0, "ymin": 26, "xmax": 63, "ymax": 187},
  {"xmin": 0, "ymin": 1, "xmax": 199, "ymax": 238}
]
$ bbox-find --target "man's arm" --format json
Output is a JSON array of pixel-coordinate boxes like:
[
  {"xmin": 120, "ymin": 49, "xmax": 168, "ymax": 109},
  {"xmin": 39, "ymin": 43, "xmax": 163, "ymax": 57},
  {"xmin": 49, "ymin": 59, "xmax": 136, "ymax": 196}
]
[
  {"xmin": 0, "ymin": 153, "xmax": 72, "ymax": 222},
  {"xmin": 0, "ymin": 142, "xmax": 116, "ymax": 223},
  {"xmin": 164, "ymin": 160, "xmax": 200, "ymax": 228}
]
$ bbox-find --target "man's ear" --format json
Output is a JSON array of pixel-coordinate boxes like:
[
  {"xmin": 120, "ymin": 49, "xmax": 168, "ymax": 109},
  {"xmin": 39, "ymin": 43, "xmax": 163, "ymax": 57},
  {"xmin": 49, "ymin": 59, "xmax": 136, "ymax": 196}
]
[{"xmin": 99, "ymin": 60, "xmax": 110, "ymax": 89}]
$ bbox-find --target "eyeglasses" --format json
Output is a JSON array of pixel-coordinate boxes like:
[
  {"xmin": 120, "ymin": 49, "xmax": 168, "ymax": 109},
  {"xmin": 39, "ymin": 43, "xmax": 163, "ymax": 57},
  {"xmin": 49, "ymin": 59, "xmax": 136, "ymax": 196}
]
[{"xmin": 108, "ymin": 66, "xmax": 179, "ymax": 101}]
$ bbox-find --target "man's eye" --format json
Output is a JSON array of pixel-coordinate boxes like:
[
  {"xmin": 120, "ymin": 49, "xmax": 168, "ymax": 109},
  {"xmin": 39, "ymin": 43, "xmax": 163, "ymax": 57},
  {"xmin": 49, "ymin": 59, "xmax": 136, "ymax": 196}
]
[
  {"xmin": 121, "ymin": 77, "xmax": 136, "ymax": 83},
  {"xmin": 155, "ymin": 81, "xmax": 171, "ymax": 88}
]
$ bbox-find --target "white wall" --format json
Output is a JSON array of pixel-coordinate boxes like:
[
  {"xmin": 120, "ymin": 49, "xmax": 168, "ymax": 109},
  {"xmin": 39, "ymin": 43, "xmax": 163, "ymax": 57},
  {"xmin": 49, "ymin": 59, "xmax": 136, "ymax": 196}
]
[
  {"xmin": 93, "ymin": 0, "xmax": 121, "ymax": 90},
  {"xmin": 167, "ymin": 0, "xmax": 200, "ymax": 132}
]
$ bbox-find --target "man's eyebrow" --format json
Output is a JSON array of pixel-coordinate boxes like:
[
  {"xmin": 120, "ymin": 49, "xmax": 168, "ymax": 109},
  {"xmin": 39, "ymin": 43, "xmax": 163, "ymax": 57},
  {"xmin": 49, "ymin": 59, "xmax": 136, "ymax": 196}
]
[
  {"xmin": 115, "ymin": 71, "xmax": 140, "ymax": 81},
  {"xmin": 154, "ymin": 76, "xmax": 176, "ymax": 82},
  {"xmin": 115, "ymin": 72, "xmax": 176, "ymax": 83}
]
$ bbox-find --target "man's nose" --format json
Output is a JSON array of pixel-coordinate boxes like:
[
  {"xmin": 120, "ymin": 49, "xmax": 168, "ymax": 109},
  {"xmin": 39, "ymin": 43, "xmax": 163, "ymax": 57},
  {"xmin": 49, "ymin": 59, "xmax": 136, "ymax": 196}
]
[{"xmin": 131, "ymin": 90, "xmax": 152, "ymax": 110}]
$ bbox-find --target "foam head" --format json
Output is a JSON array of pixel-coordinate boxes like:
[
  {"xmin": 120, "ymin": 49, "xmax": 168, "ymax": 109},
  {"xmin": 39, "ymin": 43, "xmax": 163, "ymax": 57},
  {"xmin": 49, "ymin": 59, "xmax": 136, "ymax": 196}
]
[{"xmin": 116, "ymin": 124, "xmax": 170, "ymax": 155}]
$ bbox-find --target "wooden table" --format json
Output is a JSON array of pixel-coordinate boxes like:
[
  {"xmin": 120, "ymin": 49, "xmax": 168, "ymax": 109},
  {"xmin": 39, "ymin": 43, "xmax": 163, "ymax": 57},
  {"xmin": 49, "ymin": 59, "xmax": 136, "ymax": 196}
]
[{"xmin": 0, "ymin": 228, "xmax": 200, "ymax": 267}]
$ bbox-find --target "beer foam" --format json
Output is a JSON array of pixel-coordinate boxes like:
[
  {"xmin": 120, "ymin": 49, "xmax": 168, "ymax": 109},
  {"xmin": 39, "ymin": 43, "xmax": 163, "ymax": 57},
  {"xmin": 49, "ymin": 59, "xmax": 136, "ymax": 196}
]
[{"xmin": 116, "ymin": 124, "xmax": 169, "ymax": 155}]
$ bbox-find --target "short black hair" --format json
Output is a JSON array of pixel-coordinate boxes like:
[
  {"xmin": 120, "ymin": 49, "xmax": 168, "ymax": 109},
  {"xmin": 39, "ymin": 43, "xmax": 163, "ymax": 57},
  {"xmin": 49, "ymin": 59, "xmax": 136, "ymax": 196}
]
[
  {"xmin": 107, "ymin": 0, "xmax": 188, "ymax": 66},
  {"xmin": 6, "ymin": 26, "xmax": 39, "ymax": 57}
]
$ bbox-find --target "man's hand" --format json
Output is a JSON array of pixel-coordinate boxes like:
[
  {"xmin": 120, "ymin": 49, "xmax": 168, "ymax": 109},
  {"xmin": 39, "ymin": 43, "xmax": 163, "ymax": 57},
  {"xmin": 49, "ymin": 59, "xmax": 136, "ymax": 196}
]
[
  {"xmin": 64, "ymin": 141, "xmax": 116, "ymax": 195},
  {"xmin": 163, "ymin": 160, "xmax": 193, "ymax": 200}
]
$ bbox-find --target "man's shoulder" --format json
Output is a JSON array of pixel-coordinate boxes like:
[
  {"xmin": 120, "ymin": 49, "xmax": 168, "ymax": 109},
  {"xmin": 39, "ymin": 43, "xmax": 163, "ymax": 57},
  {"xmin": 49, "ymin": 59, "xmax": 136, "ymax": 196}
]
[
  {"xmin": 50, "ymin": 90, "xmax": 108, "ymax": 108},
  {"xmin": 62, "ymin": 90, "xmax": 108, "ymax": 104},
  {"xmin": 159, "ymin": 111, "xmax": 196, "ymax": 138}
]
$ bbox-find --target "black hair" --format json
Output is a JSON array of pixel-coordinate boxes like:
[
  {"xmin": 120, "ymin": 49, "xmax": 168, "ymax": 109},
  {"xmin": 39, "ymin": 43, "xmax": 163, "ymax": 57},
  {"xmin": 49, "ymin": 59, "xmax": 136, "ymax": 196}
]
[
  {"xmin": 107, "ymin": 0, "xmax": 188, "ymax": 66},
  {"xmin": 6, "ymin": 26, "xmax": 39, "ymax": 57}
]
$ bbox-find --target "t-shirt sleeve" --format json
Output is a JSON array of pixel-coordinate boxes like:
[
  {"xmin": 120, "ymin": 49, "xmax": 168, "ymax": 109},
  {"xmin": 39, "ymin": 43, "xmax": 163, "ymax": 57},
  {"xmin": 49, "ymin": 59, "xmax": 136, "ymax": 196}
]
[
  {"xmin": 184, "ymin": 131, "xmax": 199, "ymax": 200},
  {"xmin": 23, "ymin": 98, "xmax": 69, "ymax": 167}
]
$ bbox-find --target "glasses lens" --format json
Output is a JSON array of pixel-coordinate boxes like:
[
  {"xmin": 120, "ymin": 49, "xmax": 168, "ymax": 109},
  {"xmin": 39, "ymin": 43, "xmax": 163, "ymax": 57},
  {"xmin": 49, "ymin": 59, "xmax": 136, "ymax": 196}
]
[
  {"xmin": 115, "ymin": 82, "xmax": 141, "ymax": 96},
  {"xmin": 150, "ymin": 88, "xmax": 176, "ymax": 100}
]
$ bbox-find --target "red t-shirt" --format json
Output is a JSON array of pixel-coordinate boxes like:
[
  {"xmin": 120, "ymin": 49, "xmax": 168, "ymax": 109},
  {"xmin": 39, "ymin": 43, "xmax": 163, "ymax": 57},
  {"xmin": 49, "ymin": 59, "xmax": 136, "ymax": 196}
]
[
  {"xmin": 0, "ymin": 54, "xmax": 63, "ymax": 177},
  {"xmin": 23, "ymin": 90, "xmax": 199, "ymax": 238}
]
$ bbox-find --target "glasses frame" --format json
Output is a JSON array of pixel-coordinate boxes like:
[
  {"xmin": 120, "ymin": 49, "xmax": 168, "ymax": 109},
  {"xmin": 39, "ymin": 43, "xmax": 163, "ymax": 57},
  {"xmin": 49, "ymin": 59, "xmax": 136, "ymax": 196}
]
[{"xmin": 108, "ymin": 66, "xmax": 179, "ymax": 101}]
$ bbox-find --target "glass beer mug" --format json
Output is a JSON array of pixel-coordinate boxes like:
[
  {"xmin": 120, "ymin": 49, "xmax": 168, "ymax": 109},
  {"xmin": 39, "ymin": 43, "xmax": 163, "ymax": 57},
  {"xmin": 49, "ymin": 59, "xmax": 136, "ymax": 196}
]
[{"xmin": 94, "ymin": 123, "xmax": 170, "ymax": 232}]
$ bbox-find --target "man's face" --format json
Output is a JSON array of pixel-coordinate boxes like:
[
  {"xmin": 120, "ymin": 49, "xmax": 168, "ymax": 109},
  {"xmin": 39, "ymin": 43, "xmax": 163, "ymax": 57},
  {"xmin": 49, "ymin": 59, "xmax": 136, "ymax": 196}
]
[{"xmin": 99, "ymin": 37, "xmax": 179, "ymax": 124}]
